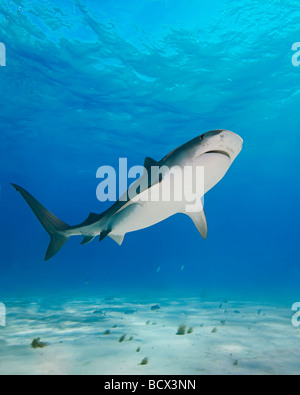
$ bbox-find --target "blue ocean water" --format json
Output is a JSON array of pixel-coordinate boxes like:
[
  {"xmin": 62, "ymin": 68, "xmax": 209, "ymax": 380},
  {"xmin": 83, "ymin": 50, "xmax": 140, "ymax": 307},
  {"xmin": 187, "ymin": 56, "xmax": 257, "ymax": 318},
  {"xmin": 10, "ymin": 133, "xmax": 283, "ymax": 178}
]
[{"xmin": 0, "ymin": 0, "xmax": 300, "ymax": 303}]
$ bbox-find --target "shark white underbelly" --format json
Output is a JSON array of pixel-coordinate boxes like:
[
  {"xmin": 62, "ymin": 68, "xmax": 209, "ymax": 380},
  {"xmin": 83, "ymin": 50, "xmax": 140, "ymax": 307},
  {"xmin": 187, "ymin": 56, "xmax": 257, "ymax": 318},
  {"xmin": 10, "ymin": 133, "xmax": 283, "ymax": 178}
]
[{"xmin": 106, "ymin": 150, "xmax": 232, "ymax": 236}]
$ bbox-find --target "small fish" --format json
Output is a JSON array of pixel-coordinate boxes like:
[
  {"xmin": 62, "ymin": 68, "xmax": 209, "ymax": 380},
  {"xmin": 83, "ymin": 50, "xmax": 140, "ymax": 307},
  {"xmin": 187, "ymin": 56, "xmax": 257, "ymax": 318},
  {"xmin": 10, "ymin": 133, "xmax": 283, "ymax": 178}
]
[
  {"xmin": 151, "ymin": 305, "xmax": 160, "ymax": 311},
  {"xmin": 124, "ymin": 309, "xmax": 137, "ymax": 315},
  {"xmin": 92, "ymin": 309, "xmax": 106, "ymax": 316},
  {"xmin": 156, "ymin": 266, "xmax": 161, "ymax": 273}
]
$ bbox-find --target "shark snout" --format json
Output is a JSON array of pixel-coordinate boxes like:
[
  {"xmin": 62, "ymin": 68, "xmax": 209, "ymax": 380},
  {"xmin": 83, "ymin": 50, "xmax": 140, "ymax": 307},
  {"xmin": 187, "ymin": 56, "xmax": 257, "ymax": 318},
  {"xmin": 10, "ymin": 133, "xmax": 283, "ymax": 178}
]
[{"xmin": 219, "ymin": 130, "xmax": 243, "ymax": 160}]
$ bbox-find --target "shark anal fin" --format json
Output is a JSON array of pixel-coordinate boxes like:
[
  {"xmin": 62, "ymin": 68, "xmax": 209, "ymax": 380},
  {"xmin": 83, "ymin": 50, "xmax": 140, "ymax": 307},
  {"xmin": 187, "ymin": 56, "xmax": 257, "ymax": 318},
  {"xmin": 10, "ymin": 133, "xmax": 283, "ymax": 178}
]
[
  {"xmin": 109, "ymin": 234, "xmax": 125, "ymax": 246},
  {"xmin": 81, "ymin": 235, "xmax": 95, "ymax": 245},
  {"xmin": 99, "ymin": 228, "xmax": 111, "ymax": 242},
  {"xmin": 183, "ymin": 208, "xmax": 208, "ymax": 240}
]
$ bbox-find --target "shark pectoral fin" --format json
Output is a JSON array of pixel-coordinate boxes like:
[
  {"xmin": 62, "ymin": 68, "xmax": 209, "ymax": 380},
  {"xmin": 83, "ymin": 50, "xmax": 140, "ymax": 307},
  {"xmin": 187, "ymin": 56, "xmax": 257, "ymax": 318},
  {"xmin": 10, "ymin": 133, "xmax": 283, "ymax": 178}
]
[
  {"xmin": 144, "ymin": 157, "xmax": 158, "ymax": 172},
  {"xmin": 109, "ymin": 234, "xmax": 125, "ymax": 246},
  {"xmin": 184, "ymin": 209, "xmax": 208, "ymax": 240},
  {"xmin": 80, "ymin": 235, "xmax": 95, "ymax": 245}
]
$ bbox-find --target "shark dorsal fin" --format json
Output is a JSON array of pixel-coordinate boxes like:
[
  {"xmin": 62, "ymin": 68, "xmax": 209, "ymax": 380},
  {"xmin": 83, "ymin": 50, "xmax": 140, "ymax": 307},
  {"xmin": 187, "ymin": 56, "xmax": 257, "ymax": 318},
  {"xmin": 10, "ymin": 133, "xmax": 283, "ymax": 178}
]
[
  {"xmin": 144, "ymin": 157, "xmax": 158, "ymax": 172},
  {"xmin": 87, "ymin": 213, "xmax": 99, "ymax": 222},
  {"xmin": 183, "ymin": 207, "xmax": 208, "ymax": 240}
]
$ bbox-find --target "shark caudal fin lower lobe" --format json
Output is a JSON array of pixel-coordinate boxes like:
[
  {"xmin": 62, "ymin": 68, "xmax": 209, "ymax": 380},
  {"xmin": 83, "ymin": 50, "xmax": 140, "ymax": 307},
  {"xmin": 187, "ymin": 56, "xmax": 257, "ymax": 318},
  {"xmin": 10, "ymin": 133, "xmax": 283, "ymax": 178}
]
[{"xmin": 11, "ymin": 184, "xmax": 70, "ymax": 261}]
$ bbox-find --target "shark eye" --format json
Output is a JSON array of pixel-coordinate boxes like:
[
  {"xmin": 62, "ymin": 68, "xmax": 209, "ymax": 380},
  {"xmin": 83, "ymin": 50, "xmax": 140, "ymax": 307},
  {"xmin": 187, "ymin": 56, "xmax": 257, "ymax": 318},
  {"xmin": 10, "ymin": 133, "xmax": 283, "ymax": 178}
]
[{"xmin": 199, "ymin": 134, "xmax": 205, "ymax": 141}]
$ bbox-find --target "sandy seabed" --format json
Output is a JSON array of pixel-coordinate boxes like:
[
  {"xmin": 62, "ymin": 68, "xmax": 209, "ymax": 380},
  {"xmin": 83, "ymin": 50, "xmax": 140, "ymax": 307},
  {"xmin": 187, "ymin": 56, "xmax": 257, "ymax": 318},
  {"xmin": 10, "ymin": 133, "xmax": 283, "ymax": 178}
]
[{"xmin": 0, "ymin": 295, "xmax": 299, "ymax": 375}]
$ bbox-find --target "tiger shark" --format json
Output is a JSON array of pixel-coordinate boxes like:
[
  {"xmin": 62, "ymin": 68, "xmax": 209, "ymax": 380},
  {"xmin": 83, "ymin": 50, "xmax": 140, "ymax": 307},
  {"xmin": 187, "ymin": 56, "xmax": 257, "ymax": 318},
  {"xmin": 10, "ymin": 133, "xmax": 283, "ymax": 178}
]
[{"xmin": 11, "ymin": 129, "xmax": 243, "ymax": 261}]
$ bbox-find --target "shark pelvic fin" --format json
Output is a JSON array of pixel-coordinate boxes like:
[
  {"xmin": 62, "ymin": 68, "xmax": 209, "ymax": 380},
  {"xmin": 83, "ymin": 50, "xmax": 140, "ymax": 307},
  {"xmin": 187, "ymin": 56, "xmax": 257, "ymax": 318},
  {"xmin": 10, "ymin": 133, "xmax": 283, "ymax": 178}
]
[{"xmin": 99, "ymin": 228, "xmax": 111, "ymax": 242}]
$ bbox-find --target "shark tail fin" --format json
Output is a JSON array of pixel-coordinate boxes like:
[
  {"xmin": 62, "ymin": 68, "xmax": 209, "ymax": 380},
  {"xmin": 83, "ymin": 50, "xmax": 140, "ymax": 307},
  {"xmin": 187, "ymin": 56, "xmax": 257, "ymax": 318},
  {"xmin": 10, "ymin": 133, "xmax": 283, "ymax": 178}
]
[{"xmin": 11, "ymin": 183, "xmax": 70, "ymax": 261}]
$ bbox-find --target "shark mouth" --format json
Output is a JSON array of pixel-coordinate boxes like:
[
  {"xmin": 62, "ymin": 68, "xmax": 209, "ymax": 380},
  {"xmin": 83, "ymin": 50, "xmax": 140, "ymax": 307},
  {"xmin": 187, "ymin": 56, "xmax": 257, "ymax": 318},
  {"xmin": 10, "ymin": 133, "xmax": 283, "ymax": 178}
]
[{"xmin": 205, "ymin": 150, "xmax": 231, "ymax": 159}]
